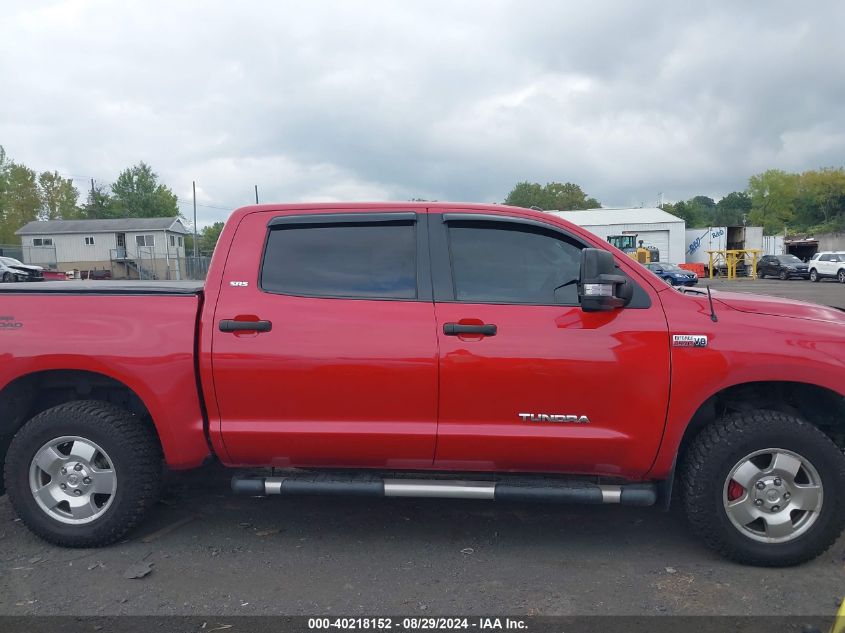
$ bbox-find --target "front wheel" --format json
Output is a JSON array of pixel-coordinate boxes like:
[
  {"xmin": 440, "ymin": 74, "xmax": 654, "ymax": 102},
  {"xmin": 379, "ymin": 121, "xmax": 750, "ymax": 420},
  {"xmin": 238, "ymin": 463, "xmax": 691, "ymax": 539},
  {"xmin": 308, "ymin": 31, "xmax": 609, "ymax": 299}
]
[
  {"xmin": 1, "ymin": 272, "xmax": 12, "ymax": 283},
  {"xmin": 779, "ymin": 270, "xmax": 788, "ymax": 280},
  {"xmin": 809, "ymin": 269, "xmax": 819, "ymax": 282},
  {"xmin": 839, "ymin": 269, "xmax": 845, "ymax": 284},
  {"xmin": 681, "ymin": 410, "xmax": 845, "ymax": 566},
  {"xmin": 4, "ymin": 401, "xmax": 162, "ymax": 547}
]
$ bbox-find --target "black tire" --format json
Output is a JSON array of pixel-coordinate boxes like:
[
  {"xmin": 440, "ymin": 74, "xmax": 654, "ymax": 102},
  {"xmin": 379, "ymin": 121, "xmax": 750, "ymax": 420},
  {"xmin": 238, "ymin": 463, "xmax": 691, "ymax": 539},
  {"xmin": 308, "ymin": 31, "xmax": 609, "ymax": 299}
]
[
  {"xmin": 681, "ymin": 410, "xmax": 845, "ymax": 566},
  {"xmin": 809, "ymin": 269, "xmax": 819, "ymax": 282},
  {"xmin": 838, "ymin": 269, "xmax": 845, "ymax": 284},
  {"xmin": 1, "ymin": 272, "xmax": 11, "ymax": 283},
  {"xmin": 778, "ymin": 270, "xmax": 788, "ymax": 280},
  {"xmin": 3, "ymin": 400, "xmax": 162, "ymax": 547},
  {"xmin": 757, "ymin": 270, "xmax": 766, "ymax": 279}
]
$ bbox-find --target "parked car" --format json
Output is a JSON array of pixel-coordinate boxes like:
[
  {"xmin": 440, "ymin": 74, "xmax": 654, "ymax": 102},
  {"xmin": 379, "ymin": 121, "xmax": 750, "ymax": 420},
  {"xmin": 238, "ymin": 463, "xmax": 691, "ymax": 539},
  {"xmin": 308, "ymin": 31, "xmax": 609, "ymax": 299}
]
[
  {"xmin": 0, "ymin": 256, "xmax": 44, "ymax": 282},
  {"xmin": 808, "ymin": 251, "xmax": 845, "ymax": 283},
  {"xmin": 82, "ymin": 269, "xmax": 112, "ymax": 280},
  {"xmin": 644, "ymin": 262, "xmax": 698, "ymax": 286},
  {"xmin": 757, "ymin": 254, "xmax": 810, "ymax": 280},
  {"xmin": 1, "ymin": 202, "xmax": 844, "ymax": 568}
]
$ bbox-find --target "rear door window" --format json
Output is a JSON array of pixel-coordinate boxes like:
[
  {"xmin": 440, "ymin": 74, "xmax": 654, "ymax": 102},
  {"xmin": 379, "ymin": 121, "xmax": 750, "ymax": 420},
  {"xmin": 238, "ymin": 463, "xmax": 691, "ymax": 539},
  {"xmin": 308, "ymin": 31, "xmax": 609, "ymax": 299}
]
[{"xmin": 261, "ymin": 218, "xmax": 418, "ymax": 299}]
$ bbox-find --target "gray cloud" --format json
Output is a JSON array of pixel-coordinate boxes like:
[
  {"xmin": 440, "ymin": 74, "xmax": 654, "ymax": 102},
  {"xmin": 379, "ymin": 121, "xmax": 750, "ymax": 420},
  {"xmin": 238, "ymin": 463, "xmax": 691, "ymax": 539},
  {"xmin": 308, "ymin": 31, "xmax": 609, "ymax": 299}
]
[{"xmin": 1, "ymin": 0, "xmax": 843, "ymax": 226}]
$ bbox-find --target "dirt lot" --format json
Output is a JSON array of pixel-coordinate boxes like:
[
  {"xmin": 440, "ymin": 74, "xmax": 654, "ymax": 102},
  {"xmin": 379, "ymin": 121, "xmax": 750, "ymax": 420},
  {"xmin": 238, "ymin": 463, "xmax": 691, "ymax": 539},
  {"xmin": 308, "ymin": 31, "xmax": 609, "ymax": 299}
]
[{"xmin": 0, "ymin": 278, "xmax": 843, "ymax": 618}]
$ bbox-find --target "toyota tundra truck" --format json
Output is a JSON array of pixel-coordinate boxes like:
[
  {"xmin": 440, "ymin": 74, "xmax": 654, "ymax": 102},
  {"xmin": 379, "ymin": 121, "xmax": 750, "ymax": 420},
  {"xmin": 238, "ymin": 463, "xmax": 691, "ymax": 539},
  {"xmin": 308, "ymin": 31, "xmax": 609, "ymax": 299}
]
[{"xmin": 1, "ymin": 203, "xmax": 843, "ymax": 567}]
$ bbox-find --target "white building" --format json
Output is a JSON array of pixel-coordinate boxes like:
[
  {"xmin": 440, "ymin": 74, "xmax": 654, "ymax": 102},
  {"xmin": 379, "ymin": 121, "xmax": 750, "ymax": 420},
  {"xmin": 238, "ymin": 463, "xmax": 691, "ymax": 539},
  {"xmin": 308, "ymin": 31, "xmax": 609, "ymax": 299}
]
[
  {"xmin": 16, "ymin": 217, "xmax": 189, "ymax": 279},
  {"xmin": 547, "ymin": 207, "xmax": 686, "ymax": 263}
]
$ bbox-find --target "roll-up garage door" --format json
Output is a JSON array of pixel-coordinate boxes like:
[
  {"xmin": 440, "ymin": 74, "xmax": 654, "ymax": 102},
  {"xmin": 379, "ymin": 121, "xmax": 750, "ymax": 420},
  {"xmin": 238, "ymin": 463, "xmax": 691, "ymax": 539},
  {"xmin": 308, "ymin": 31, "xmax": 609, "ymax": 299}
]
[{"xmin": 635, "ymin": 230, "xmax": 670, "ymax": 262}]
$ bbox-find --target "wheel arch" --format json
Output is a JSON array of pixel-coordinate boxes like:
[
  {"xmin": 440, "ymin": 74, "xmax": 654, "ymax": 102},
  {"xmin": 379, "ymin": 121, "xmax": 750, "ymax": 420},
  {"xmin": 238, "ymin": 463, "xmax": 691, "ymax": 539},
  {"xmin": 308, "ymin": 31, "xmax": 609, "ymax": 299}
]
[
  {"xmin": 0, "ymin": 369, "xmax": 162, "ymax": 494},
  {"xmin": 676, "ymin": 381, "xmax": 845, "ymax": 465},
  {"xmin": 654, "ymin": 380, "xmax": 844, "ymax": 509}
]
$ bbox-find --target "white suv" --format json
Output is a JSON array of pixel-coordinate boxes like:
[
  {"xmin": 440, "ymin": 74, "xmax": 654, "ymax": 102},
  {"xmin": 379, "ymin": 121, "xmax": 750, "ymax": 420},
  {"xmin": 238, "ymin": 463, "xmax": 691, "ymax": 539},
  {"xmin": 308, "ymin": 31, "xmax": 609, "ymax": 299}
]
[{"xmin": 808, "ymin": 251, "xmax": 845, "ymax": 283}]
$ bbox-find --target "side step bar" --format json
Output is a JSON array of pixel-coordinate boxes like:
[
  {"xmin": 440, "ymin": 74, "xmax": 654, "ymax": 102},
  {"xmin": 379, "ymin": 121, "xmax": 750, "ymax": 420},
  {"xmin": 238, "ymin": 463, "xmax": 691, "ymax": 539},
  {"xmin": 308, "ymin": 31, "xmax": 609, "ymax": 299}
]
[{"xmin": 231, "ymin": 474, "xmax": 657, "ymax": 507}]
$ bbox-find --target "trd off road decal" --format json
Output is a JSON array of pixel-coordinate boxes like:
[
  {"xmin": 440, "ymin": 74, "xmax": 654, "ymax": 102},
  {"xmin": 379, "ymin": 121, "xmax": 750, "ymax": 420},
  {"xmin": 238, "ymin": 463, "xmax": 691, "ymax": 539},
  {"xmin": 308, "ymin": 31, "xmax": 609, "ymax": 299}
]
[
  {"xmin": 0, "ymin": 316, "xmax": 23, "ymax": 330},
  {"xmin": 672, "ymin": 334, "xmax": 708, "ymax": 348}
]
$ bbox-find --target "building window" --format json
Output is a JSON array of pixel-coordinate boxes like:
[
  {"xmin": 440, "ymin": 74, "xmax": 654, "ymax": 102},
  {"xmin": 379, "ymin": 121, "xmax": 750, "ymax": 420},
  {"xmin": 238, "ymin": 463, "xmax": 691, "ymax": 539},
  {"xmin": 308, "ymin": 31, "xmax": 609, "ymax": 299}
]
[
  {"xmin": 178, "ymin": 236, "xmax": 183, "ymax": 247},
  {"xmin": 33, "ymin": 238, "xmax": 53, "ymax": 247},
  {"xmin": 135, "ymin": 234, "xmax": 155, "ymax": 248},
  {"xmin": 170, "ymin": 235, "xmax": 176, "ymax": 247},
  {"xmin": 84, "ymin": 236, "xmax": 95, "ymax": 245}
]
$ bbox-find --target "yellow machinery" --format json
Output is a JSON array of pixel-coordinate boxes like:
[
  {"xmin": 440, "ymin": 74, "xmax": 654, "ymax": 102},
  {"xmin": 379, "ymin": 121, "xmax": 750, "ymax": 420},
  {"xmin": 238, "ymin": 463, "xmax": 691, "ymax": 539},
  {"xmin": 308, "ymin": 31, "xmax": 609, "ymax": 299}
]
[
  {"xmin": 705, "ymin": 249, "xmax": 762, "ymax": 279},
  {"xmin": 607, "ymin": 235, "xmax": 655, "ymax": 264}
]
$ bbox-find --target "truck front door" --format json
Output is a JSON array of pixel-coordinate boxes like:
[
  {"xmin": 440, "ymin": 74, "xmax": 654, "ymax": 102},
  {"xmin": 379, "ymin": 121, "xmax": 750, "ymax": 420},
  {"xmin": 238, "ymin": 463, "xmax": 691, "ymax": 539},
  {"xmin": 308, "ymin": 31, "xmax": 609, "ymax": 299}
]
[
  {"xmin": 210, "ymin": 210, "xmax": 438, "ymax": 469},
  {"xmin": 428, "ymin": 211, "xmax": 671, "ymax": 478}
]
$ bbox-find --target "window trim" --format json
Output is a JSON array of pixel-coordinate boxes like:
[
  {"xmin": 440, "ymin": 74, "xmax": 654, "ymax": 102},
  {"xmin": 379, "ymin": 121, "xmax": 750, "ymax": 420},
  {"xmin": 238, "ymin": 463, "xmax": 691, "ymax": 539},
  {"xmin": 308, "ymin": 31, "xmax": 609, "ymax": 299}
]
[
  {"xmin": 429, "ymin": 213, "xmax": 650, "ymax": 309},
  {"xmin": 84, "ymin": 236, "xmax": 95, "ymax": 246},
  {"xmin": 258, "ymin": 212, "xmax": 431, "ymax": 302},
  {"xmin": 33, "ymin": 237, "xmax": 53, "ymax": 247},
  {"xmin": 135, "ymin": 234, "xmax": 155, "ymax": 248}
]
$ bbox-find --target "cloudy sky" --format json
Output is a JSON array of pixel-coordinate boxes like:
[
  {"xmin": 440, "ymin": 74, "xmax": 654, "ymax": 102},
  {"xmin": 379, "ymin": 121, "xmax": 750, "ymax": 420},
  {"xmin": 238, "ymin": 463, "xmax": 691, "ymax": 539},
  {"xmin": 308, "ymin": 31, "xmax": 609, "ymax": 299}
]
[{"xmin": 2, "ymin": 1, "xmax": 844, "ymax": 226}]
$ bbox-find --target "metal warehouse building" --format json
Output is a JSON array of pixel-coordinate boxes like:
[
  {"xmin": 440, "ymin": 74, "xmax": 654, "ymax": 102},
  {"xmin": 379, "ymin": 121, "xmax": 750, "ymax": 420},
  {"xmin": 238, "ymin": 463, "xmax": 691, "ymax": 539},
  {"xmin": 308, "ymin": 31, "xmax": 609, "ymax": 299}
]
[{"xmin": 547, "ymin": 207, "xmax": 687, "ymax": 264}]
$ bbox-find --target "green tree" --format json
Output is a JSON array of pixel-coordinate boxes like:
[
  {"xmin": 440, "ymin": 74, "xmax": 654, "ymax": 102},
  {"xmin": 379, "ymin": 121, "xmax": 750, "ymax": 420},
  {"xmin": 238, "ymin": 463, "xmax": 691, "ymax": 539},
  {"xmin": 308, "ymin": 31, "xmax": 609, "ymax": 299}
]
[
  {"xmin": 714, "ymin": 191, "xmax": 751, "ymax": 226},
  {"xmin": 504, "ymin": 181, "xmax": 600, "ymax": 210},
  {"xmin": 686, "ymin": 195, "xmax": 716, "ymax": 226},
  {"xmin": 748, "ymin": 169, "xmax": 800, "ymax": 233},
  {"xmin": 80, "ymin": 180, "xmax": 120, "ymax": 219},
  {"xmin": 663, "ymin": 200, "xmax": 701, "ymax": 227},
  {"xmin": 110, "ymin": 162, "xmax": 179, "ymax": 218},
  {"xmin": 0, "ymin": 146, "xmax": 10, "ymax": 239},
  {"xmin": 0, "ymin": 163, "xmax": 40, "ymax": 244},
  {"xmin": 38, "ymin": 171, "xmax": 80, "ymax": 220},
  {"xmin": 184, "ymin": 221, "xmax": 225, "ymax": 255},
  {"xmin": 799, "ymin": 168, "xmax": 845, "ymax": 229}
]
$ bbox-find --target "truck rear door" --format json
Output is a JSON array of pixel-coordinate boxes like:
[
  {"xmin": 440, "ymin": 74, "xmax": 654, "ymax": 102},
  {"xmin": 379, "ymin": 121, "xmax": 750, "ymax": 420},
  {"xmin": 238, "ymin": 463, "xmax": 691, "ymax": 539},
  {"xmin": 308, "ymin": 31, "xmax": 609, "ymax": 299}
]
[
  {"xmin": 428, "ymin": 210, "xmax": 670, "ymax": 478},
  {"xmin": 210, "ymin": 209, "xmax": 438, "ymax": 469}
]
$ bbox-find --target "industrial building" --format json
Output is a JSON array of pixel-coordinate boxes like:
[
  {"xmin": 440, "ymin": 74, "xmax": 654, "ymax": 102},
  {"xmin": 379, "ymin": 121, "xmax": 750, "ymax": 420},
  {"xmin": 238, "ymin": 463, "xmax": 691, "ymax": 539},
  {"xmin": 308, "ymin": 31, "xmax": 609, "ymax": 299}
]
[{"xmin": 547, "ymin": 207, "xmax": 686, "ymax": 264}]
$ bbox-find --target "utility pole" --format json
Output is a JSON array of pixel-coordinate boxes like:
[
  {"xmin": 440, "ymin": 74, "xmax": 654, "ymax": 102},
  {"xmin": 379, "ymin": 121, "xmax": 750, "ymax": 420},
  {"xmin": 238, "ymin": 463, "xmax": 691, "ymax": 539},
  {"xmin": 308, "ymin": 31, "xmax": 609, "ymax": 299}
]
[
  {"xmin": 254, "ymin": 185, "xmax": 259, "ymax": 204},
  {"xmin": 192, "ymin": 181, "xmax": 198, "ymax": 258}
]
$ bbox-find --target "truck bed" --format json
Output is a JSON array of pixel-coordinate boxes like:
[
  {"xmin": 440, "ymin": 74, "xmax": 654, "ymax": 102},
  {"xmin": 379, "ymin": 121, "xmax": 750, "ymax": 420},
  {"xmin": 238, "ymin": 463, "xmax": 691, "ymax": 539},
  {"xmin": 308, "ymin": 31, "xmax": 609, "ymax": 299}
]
[{"xmin": 0, "ymin": 280, "xmax": 204, "ymax": 295}]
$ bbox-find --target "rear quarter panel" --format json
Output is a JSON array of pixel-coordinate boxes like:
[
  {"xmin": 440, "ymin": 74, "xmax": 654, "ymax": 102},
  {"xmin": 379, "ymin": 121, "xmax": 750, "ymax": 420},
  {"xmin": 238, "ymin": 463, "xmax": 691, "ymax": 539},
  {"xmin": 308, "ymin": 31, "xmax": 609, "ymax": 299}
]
[{"xmin": 0, "ymin": 293, "xmax": 209, "ymax": 468}]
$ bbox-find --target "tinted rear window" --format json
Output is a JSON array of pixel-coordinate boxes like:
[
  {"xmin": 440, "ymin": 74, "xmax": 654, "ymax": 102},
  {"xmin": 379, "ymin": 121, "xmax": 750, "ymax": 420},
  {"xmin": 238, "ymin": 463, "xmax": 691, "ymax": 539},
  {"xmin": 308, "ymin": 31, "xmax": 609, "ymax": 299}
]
[{"xmin": 261, "ymin": 222, "xmax": 417, "ymax": 299}]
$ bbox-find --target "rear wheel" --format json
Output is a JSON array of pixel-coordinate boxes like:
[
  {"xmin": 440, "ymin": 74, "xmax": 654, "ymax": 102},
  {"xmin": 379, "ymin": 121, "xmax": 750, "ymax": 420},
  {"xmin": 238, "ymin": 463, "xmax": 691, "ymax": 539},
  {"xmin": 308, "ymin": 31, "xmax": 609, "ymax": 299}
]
[
  {"xmin": 4, "ymin": 401, "xmax": 162, "ymax": 547},
  {"xmin": 838, "ymin": 269, "xmax": 845, "ymax": 284},
  {"xmin": 809, "ymin": 269, "xmax": 819, "ymax": 282},
  {"xmin": 681, "ymin": 410, "xmax": 845, "ymax": 566}
]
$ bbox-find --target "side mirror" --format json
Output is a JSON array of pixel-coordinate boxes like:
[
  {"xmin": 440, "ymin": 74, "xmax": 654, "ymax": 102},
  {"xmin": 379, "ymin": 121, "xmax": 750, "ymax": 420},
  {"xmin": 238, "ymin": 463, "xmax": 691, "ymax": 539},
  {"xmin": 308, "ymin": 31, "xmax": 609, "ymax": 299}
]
[{"xmin": 578, "ymin": 249, "xmax": 633, "ymax": 312}]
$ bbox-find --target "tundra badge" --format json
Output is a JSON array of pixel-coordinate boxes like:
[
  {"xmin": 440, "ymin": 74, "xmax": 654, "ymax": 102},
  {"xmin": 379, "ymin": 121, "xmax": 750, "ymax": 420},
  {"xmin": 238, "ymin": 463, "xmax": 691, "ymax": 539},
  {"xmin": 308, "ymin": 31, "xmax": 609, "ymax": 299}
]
[{"xmin": 519, "ymin": 413, "xmax": 590, "ymax": 424}]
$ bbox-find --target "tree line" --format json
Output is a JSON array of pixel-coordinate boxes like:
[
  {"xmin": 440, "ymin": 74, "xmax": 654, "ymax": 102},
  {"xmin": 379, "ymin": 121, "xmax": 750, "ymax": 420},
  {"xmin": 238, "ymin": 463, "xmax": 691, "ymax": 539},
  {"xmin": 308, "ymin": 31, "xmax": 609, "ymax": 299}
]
[
  {"xmin": 505, "ymin": 167, "xmax": 845, "ymax": 234},
  {"xmin": 0, "ymin": 145, "xmax": 225, "ymax": 252}
]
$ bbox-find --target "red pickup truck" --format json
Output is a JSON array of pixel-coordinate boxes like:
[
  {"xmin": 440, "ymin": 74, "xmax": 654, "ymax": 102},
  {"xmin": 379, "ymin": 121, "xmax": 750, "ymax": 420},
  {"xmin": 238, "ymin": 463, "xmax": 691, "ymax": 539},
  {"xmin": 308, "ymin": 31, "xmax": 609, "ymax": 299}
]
[{"xmin": 1, "ymin": 203, "xmax": 843, "ymax": 566}]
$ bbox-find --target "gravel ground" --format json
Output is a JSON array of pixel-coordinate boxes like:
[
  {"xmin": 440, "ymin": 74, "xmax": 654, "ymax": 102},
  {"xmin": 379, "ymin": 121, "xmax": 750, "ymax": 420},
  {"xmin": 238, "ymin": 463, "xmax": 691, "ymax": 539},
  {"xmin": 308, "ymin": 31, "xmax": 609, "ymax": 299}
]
[
  {"xmin": 0, "ymin": 279, "xmax": 843, "ymax": 618},
  {"xmin": 704, "ymin": 276, "xmax": 845, "ymax": 309}
]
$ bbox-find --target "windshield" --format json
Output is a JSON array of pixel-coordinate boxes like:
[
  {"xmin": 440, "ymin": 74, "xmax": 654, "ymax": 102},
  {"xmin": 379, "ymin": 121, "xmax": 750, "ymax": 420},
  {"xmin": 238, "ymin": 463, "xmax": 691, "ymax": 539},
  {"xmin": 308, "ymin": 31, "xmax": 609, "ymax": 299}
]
[
  {"xmin": 777, "ymin": 255, "xmax": 803, "ymax": 263},
  {"xmin": 660, "ymin": 264, "xmax": 683, "ymax": 271}
]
